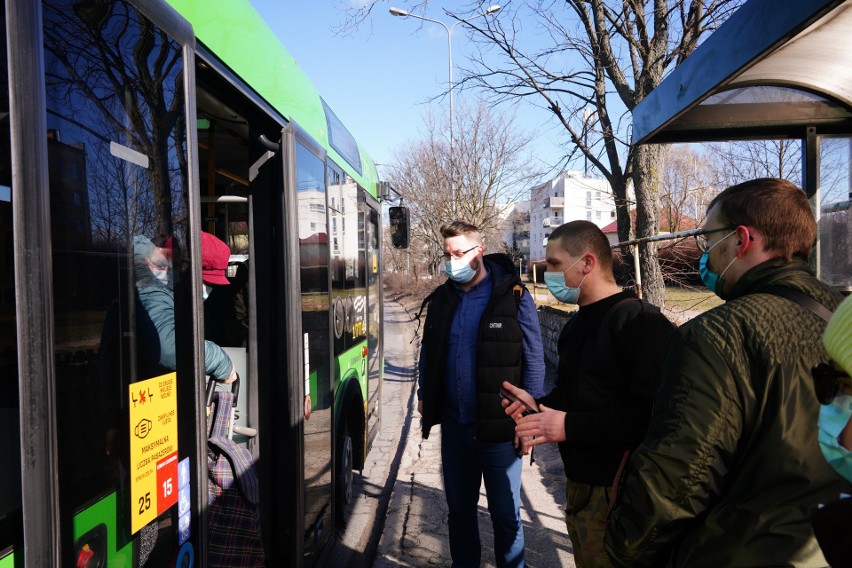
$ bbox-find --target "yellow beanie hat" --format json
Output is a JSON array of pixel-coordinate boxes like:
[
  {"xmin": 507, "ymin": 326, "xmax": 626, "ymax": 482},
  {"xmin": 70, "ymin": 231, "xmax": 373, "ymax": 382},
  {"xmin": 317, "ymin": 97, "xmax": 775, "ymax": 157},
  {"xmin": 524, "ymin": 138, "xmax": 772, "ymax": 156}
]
[{"xmin": 824, "ymin": 295, "xmax": 852, "ymax": 376}]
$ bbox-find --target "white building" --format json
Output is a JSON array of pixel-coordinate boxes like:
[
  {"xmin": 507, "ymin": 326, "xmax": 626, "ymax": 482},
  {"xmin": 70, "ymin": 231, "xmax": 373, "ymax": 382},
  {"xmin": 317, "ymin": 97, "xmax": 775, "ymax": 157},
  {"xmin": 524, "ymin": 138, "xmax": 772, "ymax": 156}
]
[
  {"xmin": 528, "ymin": 171, "xmax": 615, "ymax": 261},
  {"xmin": 496, "ymin": 200, "xmax": 531, "ymax": 265}
]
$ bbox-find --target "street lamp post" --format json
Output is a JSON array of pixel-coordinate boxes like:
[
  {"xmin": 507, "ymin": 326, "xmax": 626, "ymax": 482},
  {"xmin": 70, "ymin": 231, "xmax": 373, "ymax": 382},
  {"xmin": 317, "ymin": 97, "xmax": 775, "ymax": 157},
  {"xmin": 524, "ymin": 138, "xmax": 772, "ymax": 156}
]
[
  {"xmin": 582, "ymin": 107, "xmax": 596, "ymax": 178},
  {"xmin": 390, "ymin": 4, "xmax": 501, "ymax": 216}
]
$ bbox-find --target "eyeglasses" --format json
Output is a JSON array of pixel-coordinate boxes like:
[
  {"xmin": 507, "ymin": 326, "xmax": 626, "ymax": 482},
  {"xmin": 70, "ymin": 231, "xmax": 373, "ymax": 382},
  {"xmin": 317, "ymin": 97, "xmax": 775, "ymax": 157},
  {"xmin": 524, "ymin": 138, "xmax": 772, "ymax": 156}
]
[
  {"xmin": 693, "ymin": 226, "xmax": 735, "ymax": 253},
  {"xmin": 812, "ymin": 362, "xmax": 851, "ymax": 405},
  {"xmin": 442, "ymin": 245, "xmax": 479, "ymax": 262}
]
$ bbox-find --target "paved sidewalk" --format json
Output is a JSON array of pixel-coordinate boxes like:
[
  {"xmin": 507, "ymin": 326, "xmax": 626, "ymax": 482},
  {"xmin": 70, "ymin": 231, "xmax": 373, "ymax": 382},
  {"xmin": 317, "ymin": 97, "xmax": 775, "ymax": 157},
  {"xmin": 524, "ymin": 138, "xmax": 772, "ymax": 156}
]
[
  {"xmin": 374, "ymin": 300, "xmax": 576, "ymax": 568},
  {"xmin": 330, "ymin": 300, "xmax": 422, "ymax": 566}
]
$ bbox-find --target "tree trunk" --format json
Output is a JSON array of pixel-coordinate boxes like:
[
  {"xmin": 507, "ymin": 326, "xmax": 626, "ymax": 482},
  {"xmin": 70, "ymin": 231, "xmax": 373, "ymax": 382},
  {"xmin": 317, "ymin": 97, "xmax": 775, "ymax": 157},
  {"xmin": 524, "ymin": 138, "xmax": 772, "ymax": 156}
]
[
  {"xmin": 609, "ymin": 176, "xmax": 632, "ymax": 244},
  {"xmin": 632, "ymin": 144, "xmax": 665, "ymax": 307}
]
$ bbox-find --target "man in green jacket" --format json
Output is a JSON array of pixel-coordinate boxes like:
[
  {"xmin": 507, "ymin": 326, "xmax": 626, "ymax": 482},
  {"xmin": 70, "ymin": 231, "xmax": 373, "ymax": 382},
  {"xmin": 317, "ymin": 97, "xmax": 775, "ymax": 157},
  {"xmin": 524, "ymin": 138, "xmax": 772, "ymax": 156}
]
[{"xmin": 606, "ymin": 178, "xmax": 844, "ymax": 567}]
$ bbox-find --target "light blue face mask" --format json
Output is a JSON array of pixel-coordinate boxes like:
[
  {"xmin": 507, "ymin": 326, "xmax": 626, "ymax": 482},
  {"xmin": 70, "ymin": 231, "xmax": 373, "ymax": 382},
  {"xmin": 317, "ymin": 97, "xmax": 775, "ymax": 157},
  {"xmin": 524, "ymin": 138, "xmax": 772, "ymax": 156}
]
[
  {"xmin": 445, "ymin": 257, "xmax": 477, "ymax": 284},
  {"xmin": 544, "ymin": 259, "xmax": 585, "ymax": 304},
  {"xmin": 818, "ymin": 393, "xmax": 852, "ymax": 483},
  {"xmin": 698, "ymin": 230, "xmax": 737, "ymax": 295},
  {"xmin": 202, "ymin": 284, "xmax": 212, "ymax": 301}
]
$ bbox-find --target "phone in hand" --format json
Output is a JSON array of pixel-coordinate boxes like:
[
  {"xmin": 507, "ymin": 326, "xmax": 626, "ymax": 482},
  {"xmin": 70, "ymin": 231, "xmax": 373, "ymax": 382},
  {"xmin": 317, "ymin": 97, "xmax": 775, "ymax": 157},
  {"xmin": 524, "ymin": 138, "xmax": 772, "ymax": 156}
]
[{"xmin": 500, "ymin": 387, "xmax": 538, "ymax": 416}]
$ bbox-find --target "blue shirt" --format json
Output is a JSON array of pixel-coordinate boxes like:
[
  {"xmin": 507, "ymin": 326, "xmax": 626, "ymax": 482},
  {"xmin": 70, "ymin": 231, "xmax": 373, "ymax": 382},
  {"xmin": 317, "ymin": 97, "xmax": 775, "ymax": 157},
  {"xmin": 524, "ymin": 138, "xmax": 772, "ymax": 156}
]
[{"xmin": 418, "ymin": 269, "xmax": 546, "ymax": 426}]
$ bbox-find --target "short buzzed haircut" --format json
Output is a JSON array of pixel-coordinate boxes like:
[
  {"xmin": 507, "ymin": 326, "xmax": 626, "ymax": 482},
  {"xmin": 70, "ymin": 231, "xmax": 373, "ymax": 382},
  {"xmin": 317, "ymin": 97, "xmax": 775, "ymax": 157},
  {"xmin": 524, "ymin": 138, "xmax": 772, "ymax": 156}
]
[
  {"xmin": 440, "ymin": 220, "xmax": 482, "ymax": 243},
  {"xmin": 708, "ymin": 178, "xmax": 815, "ymax": 261},
  {"xmin": 548, "ymin": 220, "xmax": 613, "ymax": 274}
]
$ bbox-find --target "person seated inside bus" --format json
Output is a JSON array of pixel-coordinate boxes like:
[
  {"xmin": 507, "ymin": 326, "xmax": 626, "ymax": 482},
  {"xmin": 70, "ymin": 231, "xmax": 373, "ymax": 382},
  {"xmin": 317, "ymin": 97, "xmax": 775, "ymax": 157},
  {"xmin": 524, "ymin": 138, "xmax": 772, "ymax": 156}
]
[{"xmin": 133, "ymin": 232, "xmax": 237, "ymax": 384}]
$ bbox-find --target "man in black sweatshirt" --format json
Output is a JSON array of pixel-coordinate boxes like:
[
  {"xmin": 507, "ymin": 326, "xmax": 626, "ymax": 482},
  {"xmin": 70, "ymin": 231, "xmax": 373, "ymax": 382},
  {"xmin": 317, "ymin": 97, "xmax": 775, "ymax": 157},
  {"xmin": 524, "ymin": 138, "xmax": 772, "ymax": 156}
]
[{"xmin": 502, "ymin": 220, "xmax": 674, "ymax": 568}]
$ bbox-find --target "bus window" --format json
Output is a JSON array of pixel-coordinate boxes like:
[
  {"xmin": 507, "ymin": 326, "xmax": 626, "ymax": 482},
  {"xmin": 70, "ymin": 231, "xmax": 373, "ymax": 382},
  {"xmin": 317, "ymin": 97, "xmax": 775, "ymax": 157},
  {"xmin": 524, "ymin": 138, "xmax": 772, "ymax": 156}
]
[
  {"xmin": 0, "ymin": 0, "xmax": 21, "ymax": 560},
  {"xmin": 365, "ymin": 204, "xmax": 382, "ymax": 435},
  {"xmin": 43, "ymin": 0, "xmax": 191, "ymax": 563}
]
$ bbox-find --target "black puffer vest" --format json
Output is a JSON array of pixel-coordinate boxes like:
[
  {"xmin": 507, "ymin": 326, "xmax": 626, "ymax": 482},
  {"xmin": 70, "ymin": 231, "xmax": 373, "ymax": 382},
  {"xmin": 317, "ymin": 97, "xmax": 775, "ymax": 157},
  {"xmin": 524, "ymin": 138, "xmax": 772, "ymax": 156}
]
[{"xmin": 419, "ymin": 253, "xmax": 525, "ymax": 443}]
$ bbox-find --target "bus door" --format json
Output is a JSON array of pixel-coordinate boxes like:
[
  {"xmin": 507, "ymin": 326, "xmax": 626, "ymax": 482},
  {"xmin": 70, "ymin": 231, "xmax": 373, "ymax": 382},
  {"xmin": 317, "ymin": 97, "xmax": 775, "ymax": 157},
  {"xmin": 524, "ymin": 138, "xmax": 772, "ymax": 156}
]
[
  {"xmin": 13, "ymin": 0, "xmax": 205, "ymax": 564},
  {"xmin": 0, "ymin": 2, "xmax": 20, "ymax": 563},
  {"xmin": 193, "ymin": 54, "xmax": 339, "ymax": 565},
  {"xmin": 293, "ymin": 133, "xmax": 334, "ymax": 565},
  {"xmin": 193, "ymin": 56, "xmax": 305, "ymax": 565}
]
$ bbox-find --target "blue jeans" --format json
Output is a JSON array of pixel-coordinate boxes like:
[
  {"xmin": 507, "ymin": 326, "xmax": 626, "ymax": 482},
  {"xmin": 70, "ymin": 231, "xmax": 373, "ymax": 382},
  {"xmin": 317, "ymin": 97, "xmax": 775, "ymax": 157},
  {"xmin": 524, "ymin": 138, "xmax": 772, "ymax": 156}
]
[{"xmin": 440, "ymin": 414, "xmax": 525, "ymax": 568}]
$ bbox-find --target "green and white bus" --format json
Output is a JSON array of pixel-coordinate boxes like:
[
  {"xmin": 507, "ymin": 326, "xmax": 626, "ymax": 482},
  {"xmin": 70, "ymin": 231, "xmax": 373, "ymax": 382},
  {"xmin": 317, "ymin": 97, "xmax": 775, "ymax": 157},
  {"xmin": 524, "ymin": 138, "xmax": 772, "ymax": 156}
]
[{"xmin": 0, "ymin": 0, "xmax": 398, "ymax": 565}]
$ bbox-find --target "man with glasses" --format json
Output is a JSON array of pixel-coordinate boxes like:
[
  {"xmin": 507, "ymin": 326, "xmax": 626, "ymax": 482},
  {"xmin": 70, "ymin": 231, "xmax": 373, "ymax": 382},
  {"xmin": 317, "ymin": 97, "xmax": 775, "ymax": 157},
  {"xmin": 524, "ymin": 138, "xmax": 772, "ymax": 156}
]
[
  {"xmin": 606, "ymin": 178, "xmax": 844, "ymax": 567},
  {"xmin": 417, "ymin": 220, "xmax": 545, "ymax": 568}
]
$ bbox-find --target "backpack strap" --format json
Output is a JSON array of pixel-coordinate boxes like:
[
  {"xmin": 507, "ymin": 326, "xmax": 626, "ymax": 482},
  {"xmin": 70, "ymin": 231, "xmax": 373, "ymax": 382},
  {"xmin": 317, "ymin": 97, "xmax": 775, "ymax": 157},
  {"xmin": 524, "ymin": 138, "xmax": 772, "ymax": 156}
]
[
  {"xmin": 606, "ymin": 449, "xmax": 631, "ymax": 521},
  {"xmin": 761, "ymin": 285, "xmax": 833, "ymax": 323},
  {"xmin": 412, "ymin": 287, "xmax": 440, "ymax": 340},
  {"xmin": 512, "ymin": 284, "xmax": 524, "ymax": 309}
]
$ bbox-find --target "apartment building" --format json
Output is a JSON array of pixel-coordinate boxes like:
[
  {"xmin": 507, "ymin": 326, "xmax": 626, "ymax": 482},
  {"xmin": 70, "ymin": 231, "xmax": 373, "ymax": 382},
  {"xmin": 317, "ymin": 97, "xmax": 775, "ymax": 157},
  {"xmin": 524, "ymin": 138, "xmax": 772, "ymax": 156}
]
[{"xmin": 528, "ymin": 171, "xmax": 614, "ymax": 261}]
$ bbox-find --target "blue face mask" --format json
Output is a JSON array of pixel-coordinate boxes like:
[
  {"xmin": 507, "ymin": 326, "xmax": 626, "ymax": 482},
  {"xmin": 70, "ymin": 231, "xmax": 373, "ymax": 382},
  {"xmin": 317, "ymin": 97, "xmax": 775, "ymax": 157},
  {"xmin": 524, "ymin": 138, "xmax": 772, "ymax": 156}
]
[
  {"xmin": 544, "ymin": 259, "xmax": 585, "ymax": 304},
  {"xmin": 445, "ymin": 257, "xmax": 477, "ymax": 284},
  {"xmin": 698, "ymin": 230, "xmax": 737, "ymax": 295},
  {"xmin": 699, "ymin": 251, "xmax": 720, "ymax": 292},
  {"xmin": 818, "ymin": 393, "xmax": 852, "ymax": 483}
]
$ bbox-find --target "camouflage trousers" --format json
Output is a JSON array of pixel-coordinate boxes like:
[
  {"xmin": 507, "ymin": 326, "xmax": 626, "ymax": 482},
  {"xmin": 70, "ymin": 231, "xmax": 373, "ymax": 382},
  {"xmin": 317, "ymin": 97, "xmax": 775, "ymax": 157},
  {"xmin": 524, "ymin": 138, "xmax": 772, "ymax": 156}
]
[{"xmin": 564, "ymin": 480, "xmax": 614, "ymax": 568}]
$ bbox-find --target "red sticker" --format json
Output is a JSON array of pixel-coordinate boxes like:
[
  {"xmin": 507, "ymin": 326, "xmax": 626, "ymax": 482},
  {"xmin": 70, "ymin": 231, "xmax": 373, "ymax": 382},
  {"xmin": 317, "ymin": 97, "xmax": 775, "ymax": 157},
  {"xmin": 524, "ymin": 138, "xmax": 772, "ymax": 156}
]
[{"xmin": 156, "ymin": 452, "xmax": 179, "ymax": 515}]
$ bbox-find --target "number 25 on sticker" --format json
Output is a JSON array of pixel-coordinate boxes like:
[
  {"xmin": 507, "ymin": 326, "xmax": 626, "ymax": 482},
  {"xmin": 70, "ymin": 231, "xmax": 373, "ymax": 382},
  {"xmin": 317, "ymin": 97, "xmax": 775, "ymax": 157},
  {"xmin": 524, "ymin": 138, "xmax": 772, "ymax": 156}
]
[{"xmin": 138, "ymin": 492, "xmax": 151, "ymax": 515}]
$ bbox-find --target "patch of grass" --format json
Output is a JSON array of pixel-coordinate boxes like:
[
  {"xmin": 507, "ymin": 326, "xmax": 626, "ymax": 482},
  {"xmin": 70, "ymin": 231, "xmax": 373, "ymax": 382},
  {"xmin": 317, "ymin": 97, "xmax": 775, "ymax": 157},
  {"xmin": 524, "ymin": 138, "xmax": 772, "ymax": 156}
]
[
  {"xmin": 665, "ymin": 286, "xmax": 723, "ymax": 313},
  {"xmin": 392, "ymin": 277, "xmax": 722, "ymax": 321},
  {"xmin": 525, "ymin": 281, "xmax": 722, "ymax": 316}
]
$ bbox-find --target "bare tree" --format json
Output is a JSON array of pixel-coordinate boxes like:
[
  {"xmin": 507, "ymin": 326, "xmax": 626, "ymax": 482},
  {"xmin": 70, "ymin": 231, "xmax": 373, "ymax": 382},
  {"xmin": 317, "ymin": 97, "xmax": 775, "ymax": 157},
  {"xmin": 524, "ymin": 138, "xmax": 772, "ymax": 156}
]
[
  {"xmin": 661, "ymin": 145, "xmax": 720, "ymax": 227},
  {"xmin": 388, "ymin": 101, "xmax": 541, "ymax": 274},
  {"xmin": 705, "ymin": 138, "xmax": 849, "ymax": 208},
  {"xmin": 340, "ymin": 0, "xmax": 741, "ymax": 305},
  {"xmin": 707, "ymin": 139, "xmax": 802, "ymax": 187}
]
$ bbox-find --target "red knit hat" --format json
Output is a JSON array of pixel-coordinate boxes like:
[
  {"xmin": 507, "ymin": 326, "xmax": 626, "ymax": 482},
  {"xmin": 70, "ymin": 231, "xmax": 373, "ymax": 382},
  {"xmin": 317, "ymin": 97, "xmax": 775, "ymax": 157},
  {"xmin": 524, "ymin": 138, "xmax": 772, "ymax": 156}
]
[{"xmin": 200, "ymin": 231, "xmax": 230, "ymax": 286}]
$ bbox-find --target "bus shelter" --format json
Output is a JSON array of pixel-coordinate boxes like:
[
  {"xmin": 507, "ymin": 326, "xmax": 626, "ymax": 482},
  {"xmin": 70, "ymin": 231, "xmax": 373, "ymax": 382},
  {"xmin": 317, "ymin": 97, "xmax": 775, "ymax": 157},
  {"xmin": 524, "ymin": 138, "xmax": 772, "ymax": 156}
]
[{"xmin": 632, "ymin": 0, "xmax": 852, "ymax": 292}]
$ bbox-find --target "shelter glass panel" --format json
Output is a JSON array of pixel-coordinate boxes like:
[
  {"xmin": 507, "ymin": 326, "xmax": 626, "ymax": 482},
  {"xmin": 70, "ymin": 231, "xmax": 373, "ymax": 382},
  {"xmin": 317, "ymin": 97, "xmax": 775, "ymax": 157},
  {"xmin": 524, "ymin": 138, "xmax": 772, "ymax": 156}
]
[{"xmin": 818, "ymin": 136, "xmax": 852, "ymax": 290}]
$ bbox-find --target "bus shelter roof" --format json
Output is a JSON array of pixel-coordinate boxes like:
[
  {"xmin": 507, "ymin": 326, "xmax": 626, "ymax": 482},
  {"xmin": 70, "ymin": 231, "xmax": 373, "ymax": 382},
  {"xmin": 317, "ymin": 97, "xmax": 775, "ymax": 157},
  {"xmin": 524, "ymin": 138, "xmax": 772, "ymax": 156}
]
[{"xmin": 633, "ymin": 0, "xmax": 852, "ymax": 144}]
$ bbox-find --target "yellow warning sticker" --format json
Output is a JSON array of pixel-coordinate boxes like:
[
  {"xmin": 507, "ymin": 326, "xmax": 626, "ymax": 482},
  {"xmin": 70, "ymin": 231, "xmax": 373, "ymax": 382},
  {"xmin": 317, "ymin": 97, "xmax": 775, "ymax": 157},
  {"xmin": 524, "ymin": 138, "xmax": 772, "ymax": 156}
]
[{"xmin": 129, "ymin": 373, "xmax": 179, "ymax": 534}]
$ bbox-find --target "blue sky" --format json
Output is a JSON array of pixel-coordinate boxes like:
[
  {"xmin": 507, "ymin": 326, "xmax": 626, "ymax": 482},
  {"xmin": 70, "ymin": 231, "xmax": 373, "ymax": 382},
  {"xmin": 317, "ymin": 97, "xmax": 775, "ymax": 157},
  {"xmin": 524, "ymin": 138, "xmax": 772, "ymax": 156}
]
[{"xmin": 247, "ymin": 1, "xmax": 565, "ymax": 176}]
